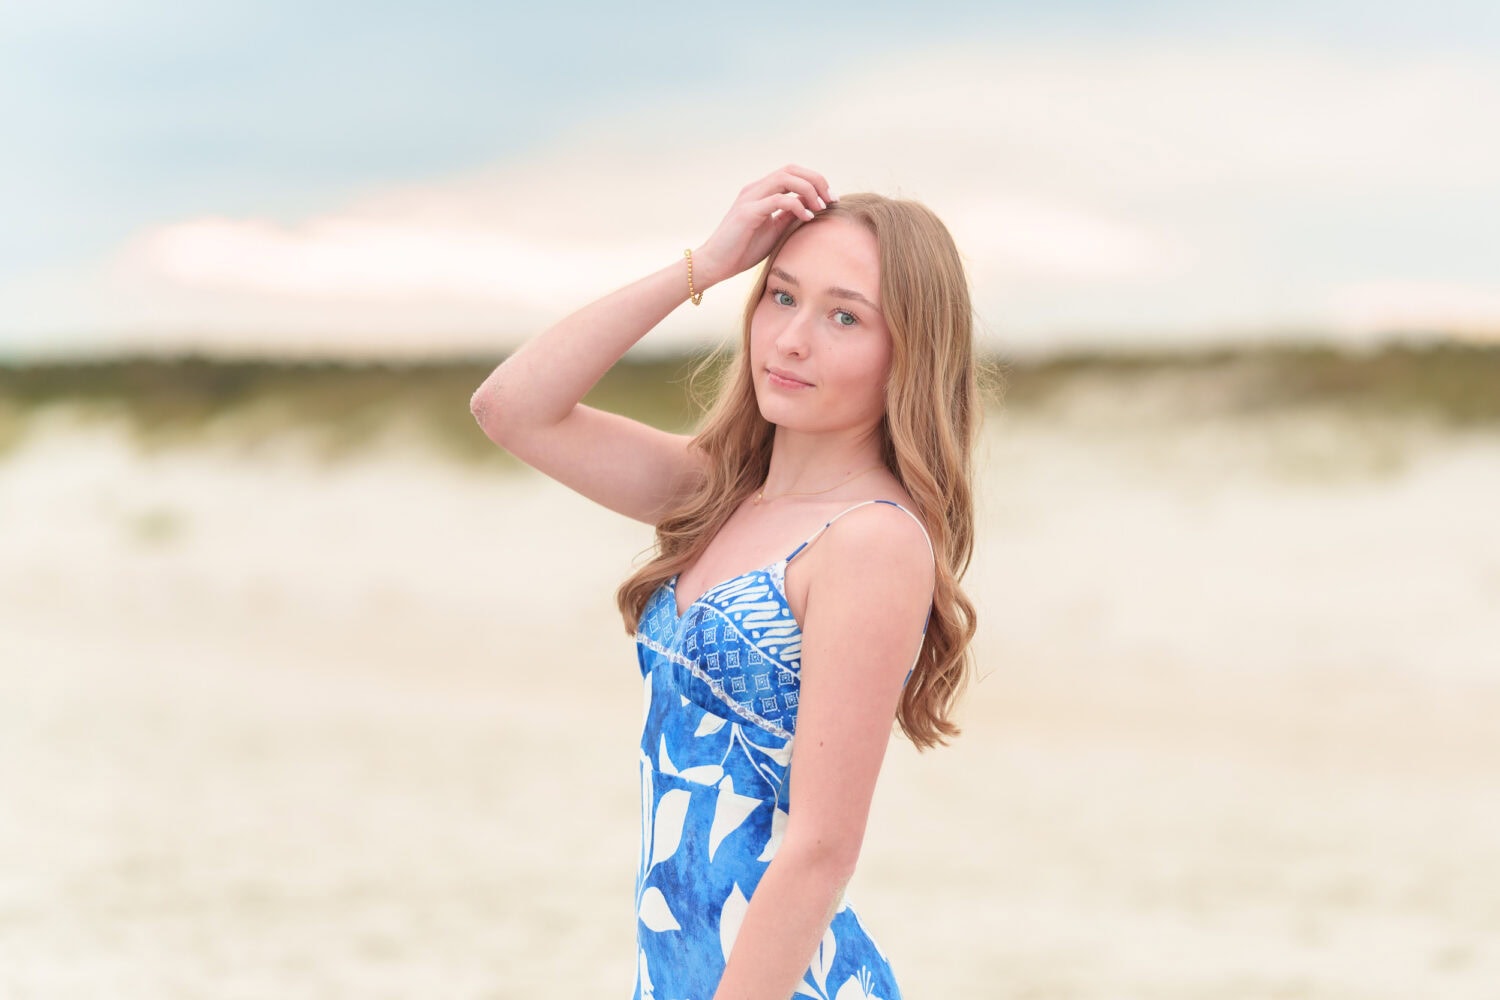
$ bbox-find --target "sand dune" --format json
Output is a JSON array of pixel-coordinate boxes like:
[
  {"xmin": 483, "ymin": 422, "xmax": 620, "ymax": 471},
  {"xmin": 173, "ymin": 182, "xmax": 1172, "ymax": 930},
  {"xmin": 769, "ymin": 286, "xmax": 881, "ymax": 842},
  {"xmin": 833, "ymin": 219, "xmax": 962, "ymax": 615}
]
[{"xmin": 1, "ymin": 397, "xmax": 1497, "ymax": 998}]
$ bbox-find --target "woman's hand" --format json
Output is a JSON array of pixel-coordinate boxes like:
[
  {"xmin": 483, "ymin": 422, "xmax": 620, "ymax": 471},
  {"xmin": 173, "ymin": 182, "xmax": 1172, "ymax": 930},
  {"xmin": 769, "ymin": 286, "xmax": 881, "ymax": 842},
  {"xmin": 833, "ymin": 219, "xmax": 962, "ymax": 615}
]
[{"xmin": 690, "ymin": 165, "xmax": 837, "ymax": 290}]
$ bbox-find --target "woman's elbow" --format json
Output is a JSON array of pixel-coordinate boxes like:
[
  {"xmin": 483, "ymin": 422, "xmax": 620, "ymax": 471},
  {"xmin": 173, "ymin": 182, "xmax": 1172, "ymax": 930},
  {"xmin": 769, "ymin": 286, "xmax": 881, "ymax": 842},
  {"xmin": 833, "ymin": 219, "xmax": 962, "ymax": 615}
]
[
  {"xmin": 469, "ymin": 374, "xmax": 511, "ymax": 439},
  {"xmin": 469, "ymin": 384, "xmax": 494, "ymax": 426},
  {"xmin": 777, "ymin": 830, "xmax": 862, "ymax": 883}
]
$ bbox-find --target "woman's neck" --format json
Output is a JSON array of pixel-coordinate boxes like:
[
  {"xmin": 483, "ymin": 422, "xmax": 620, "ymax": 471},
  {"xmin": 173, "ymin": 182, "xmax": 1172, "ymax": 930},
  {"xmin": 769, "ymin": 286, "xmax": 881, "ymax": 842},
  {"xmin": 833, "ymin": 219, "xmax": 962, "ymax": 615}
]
[{"xmin": 758, "ymin": 427, "xmax": 884, "ymax": 501}]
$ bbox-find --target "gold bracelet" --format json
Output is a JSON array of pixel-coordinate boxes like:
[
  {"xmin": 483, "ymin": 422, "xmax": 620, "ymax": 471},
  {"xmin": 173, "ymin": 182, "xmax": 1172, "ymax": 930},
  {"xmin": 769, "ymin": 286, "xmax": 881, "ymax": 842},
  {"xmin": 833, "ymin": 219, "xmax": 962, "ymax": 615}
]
[{"xmin": 684, "ymin": 248, "xmax": 703, "ymax": 306}]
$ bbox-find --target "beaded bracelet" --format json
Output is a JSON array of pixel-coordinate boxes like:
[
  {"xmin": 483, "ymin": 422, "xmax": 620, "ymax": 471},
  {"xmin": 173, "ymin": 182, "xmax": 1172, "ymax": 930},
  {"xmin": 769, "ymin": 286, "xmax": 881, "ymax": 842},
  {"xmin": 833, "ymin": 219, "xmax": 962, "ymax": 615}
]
[{"xmin": 684, "ymin": 248, "xmax": 703, "ymax": 306}]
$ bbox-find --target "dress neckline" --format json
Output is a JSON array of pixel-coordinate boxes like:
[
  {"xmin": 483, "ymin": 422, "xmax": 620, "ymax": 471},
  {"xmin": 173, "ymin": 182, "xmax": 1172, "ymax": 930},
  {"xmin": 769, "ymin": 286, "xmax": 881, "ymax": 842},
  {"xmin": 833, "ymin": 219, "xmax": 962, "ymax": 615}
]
[
  {"xmin": 664, "ymin": 498, "xmax": 931, "ymax": 625},
  {"xmin": 667, "ymin": 557, "xmax": 792, "ymax": 623}
]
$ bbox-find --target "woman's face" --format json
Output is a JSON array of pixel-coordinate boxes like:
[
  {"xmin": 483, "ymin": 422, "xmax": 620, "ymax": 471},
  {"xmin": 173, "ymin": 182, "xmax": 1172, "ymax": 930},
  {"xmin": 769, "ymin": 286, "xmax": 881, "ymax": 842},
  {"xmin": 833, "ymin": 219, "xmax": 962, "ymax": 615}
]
[{"xmin": 749, "ymin": 216, "xmax": 892, "ymax": 436}]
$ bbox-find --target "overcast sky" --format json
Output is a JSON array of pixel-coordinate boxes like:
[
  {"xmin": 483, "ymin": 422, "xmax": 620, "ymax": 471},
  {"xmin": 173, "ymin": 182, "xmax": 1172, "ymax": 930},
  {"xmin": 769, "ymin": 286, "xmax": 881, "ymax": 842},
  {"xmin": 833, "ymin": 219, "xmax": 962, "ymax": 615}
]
[{"xmin": 2, "ymin": 0, "xmax": 1498, "ymax": 360}]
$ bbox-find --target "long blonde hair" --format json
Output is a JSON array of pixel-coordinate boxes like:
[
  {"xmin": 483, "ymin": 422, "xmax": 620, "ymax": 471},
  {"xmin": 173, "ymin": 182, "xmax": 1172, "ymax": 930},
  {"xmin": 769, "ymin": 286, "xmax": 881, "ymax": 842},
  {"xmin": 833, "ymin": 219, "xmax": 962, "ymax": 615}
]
[{"xmin": 616, "ymin": 193, "xmax": 990, "ymax": 750}]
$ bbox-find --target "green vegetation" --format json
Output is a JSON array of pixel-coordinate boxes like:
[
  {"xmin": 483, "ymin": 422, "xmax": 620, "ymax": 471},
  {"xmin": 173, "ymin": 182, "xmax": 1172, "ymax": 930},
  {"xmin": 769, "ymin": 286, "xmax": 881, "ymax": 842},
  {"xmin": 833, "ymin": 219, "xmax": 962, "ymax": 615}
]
[
  {"xmin": 0, "ymin": 341, "xmax": 1494, "ymax": 465},
  {"xmin": 0, "ymin": 353, "xmax": 724, "ymax": 465},
  {"xmin": 1004, "ymin": 341, "xmax": 1500, "ymax": 423}
]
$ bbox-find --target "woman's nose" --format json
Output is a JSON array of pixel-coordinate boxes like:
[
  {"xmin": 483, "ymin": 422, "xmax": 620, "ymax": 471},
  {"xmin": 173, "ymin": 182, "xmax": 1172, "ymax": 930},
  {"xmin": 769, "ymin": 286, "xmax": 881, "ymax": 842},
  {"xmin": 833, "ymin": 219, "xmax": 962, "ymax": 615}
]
[{"xmin": 775, "ymin": 311, "xmax": 812, "ymax": 355}]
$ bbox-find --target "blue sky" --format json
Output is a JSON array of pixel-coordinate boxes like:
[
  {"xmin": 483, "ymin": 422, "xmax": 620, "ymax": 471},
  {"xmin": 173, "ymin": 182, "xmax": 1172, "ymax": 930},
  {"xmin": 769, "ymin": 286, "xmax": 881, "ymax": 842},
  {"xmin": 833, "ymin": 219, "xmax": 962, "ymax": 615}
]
[{"xmin": 3, "ymin": 1, "xmax": 1498, "ymax": 358}]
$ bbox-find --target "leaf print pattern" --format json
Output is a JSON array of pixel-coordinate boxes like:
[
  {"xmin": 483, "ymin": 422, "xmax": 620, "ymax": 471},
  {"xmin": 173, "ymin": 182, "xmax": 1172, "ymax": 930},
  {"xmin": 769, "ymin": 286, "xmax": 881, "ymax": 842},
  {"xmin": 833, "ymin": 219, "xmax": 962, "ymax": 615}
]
[
  {"xmin": 639, "ymin": 887, "xmax": 682, "ymax": 933},
  {"xmin": 629, "ymin": 500, "xmax": 931, "ymax": 1000},
  {"xmin": 809, "ymin": 926, "xmax": 837, "ymax": 995},
  {"xmin": 757, "ymin": 806, "xmax": 788, "ymax": 862},
  {"xmin": 638, "ymin": 948, "xmax": 654, "ymax": 1000},
  {"xmin": 708, "ymin": 774, "xmax": 761, "ymax": 862},
  {"xmin": 834, "ymin": 966, "xmax": 886, "ymax": 1000},
  {"xmin": 694, "ymin": 712, "xmax": 727, "ymax": 738},
  {"xmin": 718, "ymin": 882, "xmax": 748, "ymax": 962},
  {"xmin": 650, "ymin": 789, "xmax": 691, "ymax": 867}
]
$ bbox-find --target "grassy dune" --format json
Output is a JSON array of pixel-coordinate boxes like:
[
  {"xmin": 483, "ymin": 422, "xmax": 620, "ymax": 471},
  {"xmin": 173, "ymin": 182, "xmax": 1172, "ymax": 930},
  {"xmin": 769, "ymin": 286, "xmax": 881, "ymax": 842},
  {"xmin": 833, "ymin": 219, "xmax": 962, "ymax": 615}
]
[
  {"xmin": 1, "ymin": 341, "xmax": 1496, "ymax": 464},
  {"xmin": 4, "ymin": 339, "xmax": 1498, "ymax": 997}
]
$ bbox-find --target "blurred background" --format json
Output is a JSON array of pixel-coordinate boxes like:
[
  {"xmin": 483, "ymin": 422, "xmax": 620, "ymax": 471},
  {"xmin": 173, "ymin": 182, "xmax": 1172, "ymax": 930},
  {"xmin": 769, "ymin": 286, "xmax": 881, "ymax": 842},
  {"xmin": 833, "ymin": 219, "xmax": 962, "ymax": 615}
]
[{"xmin": 2, "ymin": 2, "xmax": 1498, "ymax": 997}]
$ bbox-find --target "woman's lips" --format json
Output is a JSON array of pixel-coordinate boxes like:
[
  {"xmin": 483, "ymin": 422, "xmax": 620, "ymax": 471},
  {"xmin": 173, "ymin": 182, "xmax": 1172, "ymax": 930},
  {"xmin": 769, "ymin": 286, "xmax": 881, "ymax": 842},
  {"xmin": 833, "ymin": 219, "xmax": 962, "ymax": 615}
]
[{"xmin": 767, "ymin": 367, "xmax": 813, "ymax": 389}]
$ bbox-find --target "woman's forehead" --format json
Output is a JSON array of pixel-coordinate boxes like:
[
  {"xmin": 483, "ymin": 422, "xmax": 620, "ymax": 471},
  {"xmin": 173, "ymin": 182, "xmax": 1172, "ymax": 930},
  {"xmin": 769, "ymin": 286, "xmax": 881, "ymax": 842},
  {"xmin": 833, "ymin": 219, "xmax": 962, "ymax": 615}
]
[{"xmin": 777, "ymin": 218, "xmax": 881, "ymax": 289}]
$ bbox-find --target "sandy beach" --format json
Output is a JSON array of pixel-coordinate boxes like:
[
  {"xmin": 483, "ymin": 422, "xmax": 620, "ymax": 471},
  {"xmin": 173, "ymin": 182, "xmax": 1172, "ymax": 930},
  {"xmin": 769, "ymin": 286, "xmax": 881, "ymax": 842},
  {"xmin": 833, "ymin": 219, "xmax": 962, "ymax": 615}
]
[{"xmin": 1, "ymin": 388, "xmax": 1497, "ymax": 998}]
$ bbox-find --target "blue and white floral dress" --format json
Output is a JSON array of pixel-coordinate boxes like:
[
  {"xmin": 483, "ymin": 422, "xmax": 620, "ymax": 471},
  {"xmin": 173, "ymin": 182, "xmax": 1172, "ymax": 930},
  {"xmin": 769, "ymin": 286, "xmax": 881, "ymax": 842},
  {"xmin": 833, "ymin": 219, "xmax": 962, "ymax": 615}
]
[{"xmin": 631, "ymin": 499, "xmax": 935, "ymax": 1000}]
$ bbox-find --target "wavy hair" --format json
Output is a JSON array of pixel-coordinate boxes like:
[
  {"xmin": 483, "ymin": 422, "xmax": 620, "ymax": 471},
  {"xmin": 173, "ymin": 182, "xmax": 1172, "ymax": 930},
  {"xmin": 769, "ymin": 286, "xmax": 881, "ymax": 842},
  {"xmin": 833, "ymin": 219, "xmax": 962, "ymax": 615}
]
[{"xmin": 616, "ymin": 193, "xmax": 992, "ymax": 750}]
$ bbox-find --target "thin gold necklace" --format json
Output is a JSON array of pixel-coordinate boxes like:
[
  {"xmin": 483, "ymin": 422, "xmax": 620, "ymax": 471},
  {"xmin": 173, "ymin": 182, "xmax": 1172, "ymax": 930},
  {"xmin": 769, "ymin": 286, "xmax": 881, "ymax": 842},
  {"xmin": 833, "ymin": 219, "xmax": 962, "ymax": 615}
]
[{"xmin": 753, "ymin": 463, "xmax": 885, "ymax": 505}]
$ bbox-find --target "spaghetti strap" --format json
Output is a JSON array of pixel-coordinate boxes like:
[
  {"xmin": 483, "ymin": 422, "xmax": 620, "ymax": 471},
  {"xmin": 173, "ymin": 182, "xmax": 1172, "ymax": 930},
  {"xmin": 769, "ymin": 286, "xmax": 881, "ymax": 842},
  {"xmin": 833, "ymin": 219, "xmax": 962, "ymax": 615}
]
[
  {"xmin": 782, "ymin": 498, "xmax": 939, "ymax": 661},
  {"xmin": 784, "ymin": 498, "xmax": 937, "ymax": 568}
]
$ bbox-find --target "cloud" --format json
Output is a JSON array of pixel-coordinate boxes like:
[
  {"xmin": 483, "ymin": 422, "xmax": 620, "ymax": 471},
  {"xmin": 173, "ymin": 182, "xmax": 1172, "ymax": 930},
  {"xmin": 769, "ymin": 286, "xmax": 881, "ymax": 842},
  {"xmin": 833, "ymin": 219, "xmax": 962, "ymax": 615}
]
[
  {"xmin": 1327, "ymin": 280, "xmax": 1500, "ymax": 342},
  {"xmin": 7, "ymin": 38, "xmax": 1499, "ymax": 358},
  {"xmin": 945, "ymin": 195, "xmax": 1193, "ymax": 282},
  {"xmin": 114, "ymin": 216, "xmax": 660, "ymax": 307}
]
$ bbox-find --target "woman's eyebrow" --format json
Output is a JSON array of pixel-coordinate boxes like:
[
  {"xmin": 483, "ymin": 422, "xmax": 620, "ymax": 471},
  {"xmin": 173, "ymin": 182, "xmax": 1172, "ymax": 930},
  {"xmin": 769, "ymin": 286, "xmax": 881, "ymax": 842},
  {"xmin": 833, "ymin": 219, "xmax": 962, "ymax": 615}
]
[{"xmin": 770, "ymin": 266, "xmax": 878, "ymax": 310}]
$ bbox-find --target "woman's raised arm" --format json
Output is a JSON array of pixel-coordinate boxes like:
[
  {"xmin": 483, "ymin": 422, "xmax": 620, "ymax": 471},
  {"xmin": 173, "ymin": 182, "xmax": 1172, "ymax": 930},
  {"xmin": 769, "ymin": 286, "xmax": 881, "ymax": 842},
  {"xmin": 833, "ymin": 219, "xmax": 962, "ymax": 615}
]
[
  {"xmin": 469, "ymin": 165, "xmax": 837, "ymax": 525},
  {"xmin": 470, "ymin": 255, "xmax": 715, "ymax": 525}
]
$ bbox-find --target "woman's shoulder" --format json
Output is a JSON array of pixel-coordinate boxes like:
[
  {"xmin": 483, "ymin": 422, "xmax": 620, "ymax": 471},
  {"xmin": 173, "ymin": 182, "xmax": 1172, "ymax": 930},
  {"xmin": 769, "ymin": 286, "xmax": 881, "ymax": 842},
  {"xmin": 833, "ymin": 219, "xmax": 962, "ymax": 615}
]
[
  {"xmin": 829, "ymin": 480, "xmax": 931, "ymax": 542},
  {"xmin": 776, "ymin": 484, "xmax": 933, "ymax": 625},
  {"xmin": 798, "ymin": 496, "xmax": 936, "ymax": 640},
  {"xmin": 810, "ymin": 491, "xmax": 935, "ymax": 584},
  {"xmin": 830, "ymin": 494, "xmax": 932, "ymax": 553}
]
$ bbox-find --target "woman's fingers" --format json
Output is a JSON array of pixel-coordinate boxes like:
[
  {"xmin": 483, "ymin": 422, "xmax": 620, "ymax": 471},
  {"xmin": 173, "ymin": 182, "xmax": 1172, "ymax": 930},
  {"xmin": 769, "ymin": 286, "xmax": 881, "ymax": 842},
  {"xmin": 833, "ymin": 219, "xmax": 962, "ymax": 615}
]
[
  {"xmin": 781, "ymin": 164, "xmax": 835, "ymax": 207},
  {"xmin": 696, "ymin": 166, "xmax": 835, "ymax": 285},
  {"xmin": 745, "ymin": 165, "xmax": 833, "ymax": 214},
  {"xmin": 776, "ymin": 173, "xmax": 826, "ymax": 213},
  {"xmin": 789, "ymin": 191, "xmax": 818, "ymax": 220},
  {"xmin": 752, "ymin": 191, "xmax": 815, "ymax": 223},
  {"xmin": 782, "ymin": 164, "xmax": 834, "ymax": 209}
]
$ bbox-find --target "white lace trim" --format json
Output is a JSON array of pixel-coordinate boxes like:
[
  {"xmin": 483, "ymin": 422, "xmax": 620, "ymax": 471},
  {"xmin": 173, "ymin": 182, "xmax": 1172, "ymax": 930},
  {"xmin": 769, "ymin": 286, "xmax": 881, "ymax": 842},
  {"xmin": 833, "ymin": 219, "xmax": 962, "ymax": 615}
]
[{"xmin": 635, "ymin": 631, "xmax": 792, "ymax": 741}]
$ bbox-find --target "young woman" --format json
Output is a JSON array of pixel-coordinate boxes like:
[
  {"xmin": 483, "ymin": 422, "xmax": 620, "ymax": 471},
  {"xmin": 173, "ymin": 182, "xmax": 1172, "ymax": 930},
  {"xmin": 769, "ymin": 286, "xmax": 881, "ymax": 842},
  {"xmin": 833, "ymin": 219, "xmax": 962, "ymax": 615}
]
[{"xmin": 472, "ymin": 164, "xmax": 980, "ymax": 1000}]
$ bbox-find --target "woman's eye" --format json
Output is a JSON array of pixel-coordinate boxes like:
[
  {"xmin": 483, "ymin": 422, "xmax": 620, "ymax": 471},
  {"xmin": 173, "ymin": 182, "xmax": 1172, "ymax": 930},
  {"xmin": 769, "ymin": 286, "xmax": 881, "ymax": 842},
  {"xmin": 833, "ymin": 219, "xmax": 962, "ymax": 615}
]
[{"xmin": 769, "ymin": 288, "xmax": 857, "ymax": 327}]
